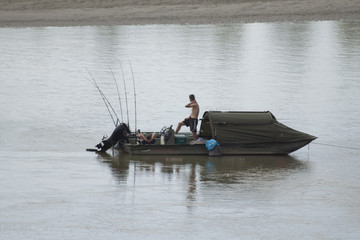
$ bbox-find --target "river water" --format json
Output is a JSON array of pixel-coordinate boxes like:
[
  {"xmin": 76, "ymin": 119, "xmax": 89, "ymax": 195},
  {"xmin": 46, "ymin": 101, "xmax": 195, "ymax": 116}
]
[{"xmin": 1, "ymin": 21, "xmax": 360, "ymax": 239}]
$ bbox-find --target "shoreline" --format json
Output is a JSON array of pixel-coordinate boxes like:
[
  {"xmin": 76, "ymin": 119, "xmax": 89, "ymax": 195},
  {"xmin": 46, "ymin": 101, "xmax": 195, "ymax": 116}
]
[{"xmin": 1, "ymin": 0, "xmax": 360, "ymax": 27}]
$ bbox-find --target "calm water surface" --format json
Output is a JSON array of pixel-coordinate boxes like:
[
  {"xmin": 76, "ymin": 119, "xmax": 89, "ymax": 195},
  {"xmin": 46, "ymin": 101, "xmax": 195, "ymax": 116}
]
[{"xmin": 1, "ymin": 21, "xmax": 360, "ymax": 239}]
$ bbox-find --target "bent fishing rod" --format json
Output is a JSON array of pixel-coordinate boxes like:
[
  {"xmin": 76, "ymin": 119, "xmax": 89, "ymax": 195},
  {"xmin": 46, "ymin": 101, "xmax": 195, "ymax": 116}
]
[
  {"xmin": 86, "ymin": 68, "xmax": 120, "ymax": 127},
  {"xmin": 119, "ymin": 61, "xmax": 130, "ymax": 129},
  {"xmin": 129, "ymin": 61, "xmax": 137, "ymax": 134},
  {"xmin": 108, "ymin": 65, "xmax": 124, "ymax": 123}
]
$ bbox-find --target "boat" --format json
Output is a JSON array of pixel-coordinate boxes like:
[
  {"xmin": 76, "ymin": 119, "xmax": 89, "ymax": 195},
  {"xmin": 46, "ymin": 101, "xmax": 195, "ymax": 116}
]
[{"xmin": 120, "ymin": 111, "xmax": 316, "ymax": 156}]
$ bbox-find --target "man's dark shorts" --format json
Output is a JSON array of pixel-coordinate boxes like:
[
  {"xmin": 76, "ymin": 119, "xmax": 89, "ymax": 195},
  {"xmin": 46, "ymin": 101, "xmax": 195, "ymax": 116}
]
[
  {"xmin": 140, "ymin": 139, "xmax": 156, "ymax": 145},
  {"xmin": 183, "ymin": 117, "xmax": 198, "ymax": 133}
]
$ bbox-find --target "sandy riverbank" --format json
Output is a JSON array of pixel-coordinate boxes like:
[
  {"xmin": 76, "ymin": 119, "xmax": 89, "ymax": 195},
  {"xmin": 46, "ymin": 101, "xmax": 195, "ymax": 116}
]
[{"xmin": 0, "ymin": 0, "xmax": 359, "ymax": 27}]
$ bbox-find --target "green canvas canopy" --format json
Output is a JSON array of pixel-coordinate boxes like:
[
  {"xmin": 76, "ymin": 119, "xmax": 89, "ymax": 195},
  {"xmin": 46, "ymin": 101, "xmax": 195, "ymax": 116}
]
[{"xmin": 199, "ymin": 111, "xmax": 316, "ymax": 145}]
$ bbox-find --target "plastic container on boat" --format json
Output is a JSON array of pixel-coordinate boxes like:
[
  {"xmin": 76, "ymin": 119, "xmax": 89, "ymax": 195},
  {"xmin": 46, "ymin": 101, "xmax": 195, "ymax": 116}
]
[{"xmin": 175, "ymin": 134, "xmax": 186, "ymax": 145}]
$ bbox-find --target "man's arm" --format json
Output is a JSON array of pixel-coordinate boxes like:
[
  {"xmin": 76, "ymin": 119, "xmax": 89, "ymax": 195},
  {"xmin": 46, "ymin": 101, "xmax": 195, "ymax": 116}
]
[{"xmin": 185, "ymin": 102, "xmax": 197, "ymax": 108}]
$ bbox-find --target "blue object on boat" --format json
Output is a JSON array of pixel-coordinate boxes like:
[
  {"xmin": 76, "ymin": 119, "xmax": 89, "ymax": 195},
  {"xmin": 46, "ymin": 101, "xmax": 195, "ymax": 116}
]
[{"xmin": 206, "ymin": 139, "xmax": 219, "ymax": 151}]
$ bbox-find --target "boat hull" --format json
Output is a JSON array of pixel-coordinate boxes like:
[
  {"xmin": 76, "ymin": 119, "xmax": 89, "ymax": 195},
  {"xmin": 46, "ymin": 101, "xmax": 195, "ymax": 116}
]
[{"xmin": 122, "ymin": 139, "xmax": 314, "ymax": 155}]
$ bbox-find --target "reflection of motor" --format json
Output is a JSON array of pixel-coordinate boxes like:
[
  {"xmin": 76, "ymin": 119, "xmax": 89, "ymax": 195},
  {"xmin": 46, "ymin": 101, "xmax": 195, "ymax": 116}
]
[{"xmin": 160, "ymin": 125, "xmax": 173, "ymax": 144}]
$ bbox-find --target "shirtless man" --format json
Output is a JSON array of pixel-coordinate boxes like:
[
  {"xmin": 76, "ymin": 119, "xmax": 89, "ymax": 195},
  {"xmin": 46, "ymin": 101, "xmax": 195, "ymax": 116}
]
[
  {"xmin": 175, "ymin": 94, "xmax": 200, "ymax": 140},
  {"xmin": 137, "ymin": 130, "xmax": 157, "ymax": 145}
]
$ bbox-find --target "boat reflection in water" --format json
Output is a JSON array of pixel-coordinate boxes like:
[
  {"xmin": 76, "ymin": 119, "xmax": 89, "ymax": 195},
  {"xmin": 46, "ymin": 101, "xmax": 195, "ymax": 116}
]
[{"xmin": 97, "ymin": 152, "xmax": 309, "ymax": 187}]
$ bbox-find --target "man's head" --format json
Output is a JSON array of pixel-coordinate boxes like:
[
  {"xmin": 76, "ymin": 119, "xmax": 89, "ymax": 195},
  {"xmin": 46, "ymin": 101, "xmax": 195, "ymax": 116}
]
[{"xmin": 189, "ymin": 94, "xmax": 195, "ymax": 101}]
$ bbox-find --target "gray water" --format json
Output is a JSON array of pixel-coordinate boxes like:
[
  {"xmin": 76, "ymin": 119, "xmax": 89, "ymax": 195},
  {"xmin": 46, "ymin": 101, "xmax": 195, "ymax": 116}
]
[{"xmin": 1, "ymin": 21, "xmax": 360, "ymax": 239}]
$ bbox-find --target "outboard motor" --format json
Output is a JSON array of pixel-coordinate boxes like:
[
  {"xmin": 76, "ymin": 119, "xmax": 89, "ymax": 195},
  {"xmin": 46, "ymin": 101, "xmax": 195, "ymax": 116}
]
[
  {"xmin": 159, "ymin": 125, "xmax": 173, "ymax": 144},
  {"xmin": 95, "ymin": 123, "xmax": 131, "ymax": 152},
  {"xmin": 164, "ymin": 125, "xmax": 173, "ymax": 142}
]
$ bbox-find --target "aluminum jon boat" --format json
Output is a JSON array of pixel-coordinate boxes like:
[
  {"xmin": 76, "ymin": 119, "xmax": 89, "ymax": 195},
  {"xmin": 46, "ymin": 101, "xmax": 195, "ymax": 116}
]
[{"xmin": 121, "ymin": 111, "xmax": 316, "ymax": 156}]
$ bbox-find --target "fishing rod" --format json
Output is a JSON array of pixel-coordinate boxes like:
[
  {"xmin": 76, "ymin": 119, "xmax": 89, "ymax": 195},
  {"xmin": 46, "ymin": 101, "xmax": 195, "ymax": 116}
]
[
  {"xmin": 107, "ymin": 65, "xmax": 124, "ymax": 123},
  {"xmin": 86, "ymin": 76, "xmax": 116, "ymax": 127},
  {"xmin": 129, "ymin": 60, "xmax": 137, "ymax": 133},
  {"xmin": 86, "ymin": 68, "xmax": 120, "ymax": 127},
  {"xmin": 119, "ymin": 61, "xmax": 130, "ymax": 129}
]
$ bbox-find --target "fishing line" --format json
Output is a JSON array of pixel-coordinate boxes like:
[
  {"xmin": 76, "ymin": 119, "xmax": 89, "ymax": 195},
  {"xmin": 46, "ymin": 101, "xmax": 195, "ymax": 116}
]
[{"xmin": 313, "ymin": 142, "xmax": 360, "ymax": 151}]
